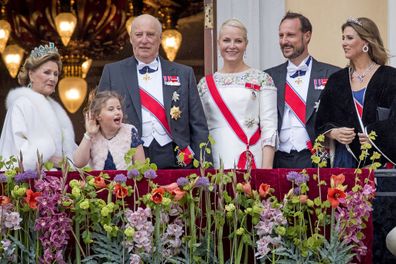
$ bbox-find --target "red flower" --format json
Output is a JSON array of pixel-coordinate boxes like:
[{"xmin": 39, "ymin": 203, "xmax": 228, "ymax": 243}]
[
  {"xmin": 0, "ymin": 195, "xmax": 10, "ymax": 205},
  {"xmin": 258, "ymin": 183, "xmax": 270, "ymax": 198},
  {"xmin": 113, "ymin": 183, "xmax": 128, "ymax": 199},
  {"xmin": 327, "ymin": 188, "xmax": 346, "ymax": 208},
  {"xmin": 330, "ymin": 174, "xmax": 345, "ymax": 188},
  {"xmin": 151, "ymin": 188, "xmax": 165, "ymax": 204},
  {"xmin": 24, "ymin": 189, "xmax": 41, "ymax": 209},
  {"xmin": 94, "ymin": 176, "xmax": 107, "ymax": 189},
  {"xmin": 306, "ymin": 140, "xmax": 315, "ymax": 154},
  {"xmin": 242, "ymin": 182, "xmax": 252, "ymax": 196}
]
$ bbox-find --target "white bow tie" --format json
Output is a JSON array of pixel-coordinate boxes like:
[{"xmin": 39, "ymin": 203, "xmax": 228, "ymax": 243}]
[
  {"xmin": 137, "ymin": 59, "xmax": 159, "ymax": 72},
  {"xmin": 287, "ymin": 56, "xmax": 312, "ymax": 78}
]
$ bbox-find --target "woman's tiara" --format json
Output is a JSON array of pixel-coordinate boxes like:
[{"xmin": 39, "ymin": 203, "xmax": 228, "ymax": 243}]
[
  {"xmin": 30, "ymin": 42, "xmax": 58, "ymax": 58},
  {"xmin": 347, "ymin": 17, "xmax": 363, "ymax": 26}
]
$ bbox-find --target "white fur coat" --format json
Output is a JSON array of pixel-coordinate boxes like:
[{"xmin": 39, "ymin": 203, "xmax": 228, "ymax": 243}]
[{"xmin": 0, "ymin": 87, "xmax": 76, "ymax": 170}]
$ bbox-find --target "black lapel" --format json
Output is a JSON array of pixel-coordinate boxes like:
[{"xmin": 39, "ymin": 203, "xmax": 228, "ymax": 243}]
[
  {"xmin": 121, "ymin": 57, "xmax": 142, "ymax": 128},
  {"xmin": 276, "ymin": 62, "xmax": 288, "ymax": 121},
  {"xmin": 159, "ymin": 57, "xmax": 178, "ymax": 127},
  {"xmin": 306, "ymin": 59, "xmax": 324, "ymax": 122}
]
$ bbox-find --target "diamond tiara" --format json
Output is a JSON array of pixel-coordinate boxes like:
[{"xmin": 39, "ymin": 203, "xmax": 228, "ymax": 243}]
[
  {"xmin": 30, "ymin": 42, "xmax": 58, "ymax": 58},
  {"xmin": 347, "ymin": 17, "xmax": 362, "ymax": 26}
]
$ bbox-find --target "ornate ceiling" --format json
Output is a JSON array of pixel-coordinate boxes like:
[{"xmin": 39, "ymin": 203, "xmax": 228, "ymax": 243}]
[{"xmin": 4, "ymin": 0, "xmax": 203, "ymax": 60}]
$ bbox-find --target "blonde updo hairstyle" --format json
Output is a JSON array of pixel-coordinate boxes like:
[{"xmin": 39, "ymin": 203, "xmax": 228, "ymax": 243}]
[
  {"xmin": 17, "ymin": 49, "xmax": 62, "ymax": 86},
  {"xmin": 342, "ymin": 17, "xmax": 389, "ymax": 66},
  {"xmin": 85, "ymin": 89, "xmax": 126, "ymax": 122},
  {"xmin": 218, "ymin": 18, "xmax": 248, "ymax": 43}
]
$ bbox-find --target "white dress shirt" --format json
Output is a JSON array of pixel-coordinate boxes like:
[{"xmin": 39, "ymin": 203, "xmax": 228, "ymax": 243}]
[
  {"xmin": 137, "ymin": 58, "xmax": 172, "ymax": 147},
  {"xmin": 279, "ymin": 55, "xmax": 312, "ymax": 153}
]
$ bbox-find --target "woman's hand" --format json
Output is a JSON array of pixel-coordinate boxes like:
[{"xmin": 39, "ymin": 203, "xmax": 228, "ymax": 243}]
[
  {"xmin": 328, "ymin": 127, "xmax": 356, "ymax": 145},
  {"xmin": 85, "ymin": 111, "xmax": 99, "ymax": 137},
  {"xmin": 358, "ymin": 132, "xmax": 370, "ymax": 145}
]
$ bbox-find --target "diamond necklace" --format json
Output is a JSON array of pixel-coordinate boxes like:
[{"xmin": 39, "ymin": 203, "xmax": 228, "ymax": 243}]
[{"xmin": 351, "ymin": 62, "xmax": 376, "ymax": 83}]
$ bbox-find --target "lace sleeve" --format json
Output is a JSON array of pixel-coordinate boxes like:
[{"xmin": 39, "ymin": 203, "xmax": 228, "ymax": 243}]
[{"xmin": 197, "ymin": 77, "xmax": 208, "ymax": 97}]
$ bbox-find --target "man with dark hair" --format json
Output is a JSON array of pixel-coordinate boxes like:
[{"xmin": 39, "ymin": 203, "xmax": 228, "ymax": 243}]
[{"xmin": 265, "ymin": 12, "xmax": 339, "ymax": 168}]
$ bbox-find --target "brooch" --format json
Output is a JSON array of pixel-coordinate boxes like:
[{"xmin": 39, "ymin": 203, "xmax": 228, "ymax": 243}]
[
  {"xmin": 164, "ymin": 76, "xmax": 181, "ymax": 86},
  {"xmin": 314, "ymin": 100, "xmax": 320, "ymax": 112},
  {"xmin": 172, "ymin": 91, "xmax": 180, "ymax": 102},
  {"xmin": 245, "ymin": 82, "xmax": 260, "ymax": 100},
  {"xmin": 170, "ymin": 106, "xmax": 182, "ymax": 120},
  {"xmin": 244, "ymin": 117, "xmax": 256, "ymax": 128}
]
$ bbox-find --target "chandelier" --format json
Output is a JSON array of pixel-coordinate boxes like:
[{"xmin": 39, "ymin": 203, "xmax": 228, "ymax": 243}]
[
  {"xmin": 1, "ymin": 0, "xmax": 129, "ymax": 113},
  {"xmin": 0, "ymin": 0, "xmax": 203, "ymax": 113}
]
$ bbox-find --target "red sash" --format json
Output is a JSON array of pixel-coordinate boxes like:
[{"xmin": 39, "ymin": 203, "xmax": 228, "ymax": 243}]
[
  {"xmin": 205, "ymin": 75, "xmax": 261, "ymax": 169},
  {"xmin": 285, "ymin": 82, "xmax": 312, "ymax": 148},
  {"xmin": 139, "ymin": 88, "xmax": 171, "ymax": 136},
  {"xmin": 285, "ymin": 82, "xmax": 306, "ymax": 125},
  {"xmin": 354, "ymin": 98, "xmax": 363, "ymax": 118}
]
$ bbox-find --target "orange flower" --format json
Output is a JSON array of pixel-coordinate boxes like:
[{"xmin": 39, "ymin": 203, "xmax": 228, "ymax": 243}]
[
  {"xmin": 330, "ymin": 174, "xmax": 345, "ymax": 188},
  {"xmin": 113, "ymin": 183, "xmax": 128, "ymax": 199},
  {"xmin": 258, "ymin": 183, "xmax": 270, "ymax": 198},
  {"xmin": 0, "ymin": 195, "xmax": 10, "ymax": 205},
  {"xmin": 24, "ymin": 189, "xmax": 41, "ymax": 209},
  {"xmin": 94, "ymin": 176, "xmax": 107, "ymax": 189},
  {"xmin": 151, "ymin": 187, "xmax": 165, "ymax": 204},
  {"xmin": 327, "ymin": 188, "xmax": 346, "ymax": 208},
  {"xmin": 242, "ymin": 182, "xmax": 252, "ymax": 196},
  {"xmin": 171, "ymin": 188, "xmax": 186, "ymax": 201}
]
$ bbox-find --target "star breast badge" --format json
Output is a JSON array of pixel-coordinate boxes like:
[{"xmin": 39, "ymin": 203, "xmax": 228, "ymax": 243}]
[
  {"xmin": 172, "ymin": 91, "xmax": 180, "ymax": 102},
  {"xmin": 170, "ymin": 106, "xmax": 182, "ymax": 120}
]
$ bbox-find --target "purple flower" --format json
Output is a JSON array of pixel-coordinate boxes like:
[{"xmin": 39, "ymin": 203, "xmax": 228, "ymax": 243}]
[
  {"xmin": 114, "ymin": 174, "xmax": 127, "ymax": 183},
  {"xmin": 14, "ymin": 169, "xmax": 38, "ymax": 182},
  {"xmin": 0, "ymin": 173, "xmax": 7, "ymax": 183},
  {"xmin": 176, "ymin": 177, "xmax": 189, "ymax": 188},
  {"xmin": 286, "ymin": 171, "xmax": 300, "ymax": 182},
  {"xmin": 195, "ymin": 177, "xmax": 210, "ymax": 188},
  {"xmin": 295, "ymin": 174, "xmax": 309, "ymax": 186},
  {"xmin": 127, "ymin": 169, "xmax": 140, "ymax": 179},
  {"xmin": 144, "ymin": 169, "xmax": 157, "ymax": 180},
  {"xmin": 293, "ymin": 186, "xmax": 301, "ymax": 195}
]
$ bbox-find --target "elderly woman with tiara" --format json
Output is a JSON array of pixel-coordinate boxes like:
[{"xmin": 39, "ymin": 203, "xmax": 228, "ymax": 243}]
[
  {"xmin": 198, "ymin": 18, "xmax": 277, "ymax": 169},
  {"xmin": 0, "ymin": 42, "xmax": 76, "ymax": 170},
  {"xmin": 315, "ymin": 17, "xmax": 396, "ymax": 168}
]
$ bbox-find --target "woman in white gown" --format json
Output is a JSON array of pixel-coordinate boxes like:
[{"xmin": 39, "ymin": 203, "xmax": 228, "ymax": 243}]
[
  {"xmin": 198, "ymin": 19, "xmax": 277, "ymax": 169},
  {"xmin": 0, "ymin": 42, "xmax": 76, "ymax": 170}
]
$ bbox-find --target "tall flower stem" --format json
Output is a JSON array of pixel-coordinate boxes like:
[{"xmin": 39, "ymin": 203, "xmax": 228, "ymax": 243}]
[
  {"xmin": 235, "ymin": 237, "xmax": 244, "ymax": 264},
  {"xmin": 189, "ymin": 190, "xmax": 197, "ymax": 263},
  {"xmin": 75, "ymin": 221, "xmax": 81, "ymax": 264},
  {"xmin": 205, "ymin": 190, "xmax": 212, "ymax": 263},
  {"xmin": 154, "ymin": 205, "xmax": 161, "ymax": 264}
]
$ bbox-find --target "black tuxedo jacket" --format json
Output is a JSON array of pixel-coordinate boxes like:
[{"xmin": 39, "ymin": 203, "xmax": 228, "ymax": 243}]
[
  {"xmin": 98, "ymin": 56, "xmax": 210, "ymax": 166},
  {"xmin": 265, "ymin": 58, "xmax": 340, "ymax": 143}
]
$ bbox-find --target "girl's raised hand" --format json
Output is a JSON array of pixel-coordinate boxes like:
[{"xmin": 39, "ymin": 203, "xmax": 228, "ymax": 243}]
[{"xmin": 85, "ymin": 111, "xmax": 100, "ymax": 137}]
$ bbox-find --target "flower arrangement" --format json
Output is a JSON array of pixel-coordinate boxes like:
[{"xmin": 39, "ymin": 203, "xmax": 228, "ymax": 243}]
[{"xmin": 0, "ymin": 134, "xmax": 377, "ymax": 263}]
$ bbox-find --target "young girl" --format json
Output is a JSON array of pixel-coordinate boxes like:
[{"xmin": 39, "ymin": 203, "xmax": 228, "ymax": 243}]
[{"xmin": 73, "ymin": 91, "xmax": 145, "ymax": 170}]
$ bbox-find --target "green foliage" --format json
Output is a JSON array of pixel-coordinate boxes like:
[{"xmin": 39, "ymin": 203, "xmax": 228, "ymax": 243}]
[{"xmin": 81, "ymin": 232, "xmax": 130, "ymax": 264}]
